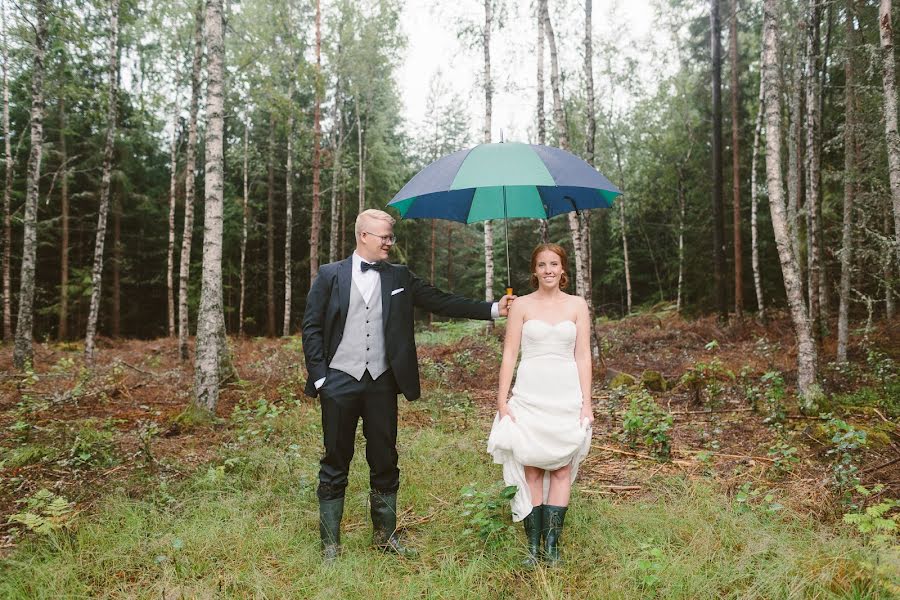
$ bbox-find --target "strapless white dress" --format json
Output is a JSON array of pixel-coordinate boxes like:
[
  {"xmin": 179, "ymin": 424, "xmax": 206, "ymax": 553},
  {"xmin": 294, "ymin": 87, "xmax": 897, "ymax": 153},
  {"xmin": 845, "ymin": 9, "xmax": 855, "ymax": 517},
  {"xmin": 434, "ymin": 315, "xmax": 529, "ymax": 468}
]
[{"xmin": 487, "ymin": 319, "xmax": 592, "ymax": 522}]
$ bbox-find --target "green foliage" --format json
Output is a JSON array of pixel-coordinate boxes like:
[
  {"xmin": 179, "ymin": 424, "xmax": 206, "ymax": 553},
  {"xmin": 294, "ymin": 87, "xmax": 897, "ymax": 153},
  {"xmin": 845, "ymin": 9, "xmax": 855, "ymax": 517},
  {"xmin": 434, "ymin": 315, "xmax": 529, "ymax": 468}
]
[
  {"xmin": 631, "ymin": 543, "xmax": 666, "ymax": 591},
  {"xmin": 8, "ymin": 490, "xmax": 74, "ymax": 536},
  {"xmin": 61, "ymin": 422, "xmax": 118, "ymax": 469},
  {"xmin": 743, "ymin": 370, "xmax": 788, "ymax": 425},
  {"xmin": 734, "ymin": 482, "xmax": 784, "ymax": 514},
  {"xmin": 1, "ymin": 444, "xmax": 58, "ymax": 468},
  {"xmin": 231, "ymin": 398, "xmax": 284, "ymax": 442},
  {"xmin": 621, "ymin": 388, "xmax": 673, "ymax": 461},
  {"xmin": 843, "ymin": 485, "xmax": 899, "ymax": 546},
  {"xmin": 678, "ymin": 358, "xmax": 734, "ymax": 406},
  {"xmin": 767, "ymin": 440, "xmax": 800, "ymax": 478},
  {"xmin": 415, "ymin": 321, "xmax": 488, "ymax": 346},
  {"xmin": 823, "ymin": 415, "xmax": 868, "ymax": 500},
  {"xmin": 459, "ymin": 483, "xmax": 517, "ymax": 547}
]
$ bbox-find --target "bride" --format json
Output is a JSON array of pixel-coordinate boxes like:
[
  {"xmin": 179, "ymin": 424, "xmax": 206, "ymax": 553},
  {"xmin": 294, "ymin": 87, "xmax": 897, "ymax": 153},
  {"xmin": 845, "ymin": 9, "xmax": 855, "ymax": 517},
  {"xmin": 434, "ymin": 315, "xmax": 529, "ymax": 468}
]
[{"xmin": 487, "ymin": 243, "xmax": 593, "ymax": 567}]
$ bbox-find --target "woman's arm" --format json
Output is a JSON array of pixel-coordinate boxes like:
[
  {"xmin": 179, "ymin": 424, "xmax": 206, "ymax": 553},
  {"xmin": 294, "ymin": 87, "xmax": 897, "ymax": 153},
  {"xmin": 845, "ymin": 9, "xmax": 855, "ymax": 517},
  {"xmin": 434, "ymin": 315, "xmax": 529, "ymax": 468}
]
[
  {"xmin": 573, "ymin": 298, "xmax": 594, "ymax": 425},
  {"xmin": 496, "ymin": 297, "xmax": 526, "ymax": 420}
]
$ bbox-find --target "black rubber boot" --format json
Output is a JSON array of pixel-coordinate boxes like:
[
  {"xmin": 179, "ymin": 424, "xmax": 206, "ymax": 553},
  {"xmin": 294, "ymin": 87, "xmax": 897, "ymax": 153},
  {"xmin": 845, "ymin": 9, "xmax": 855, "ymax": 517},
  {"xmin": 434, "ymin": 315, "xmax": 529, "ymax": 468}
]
[
  {"xmin": 319, "ymin": 497, "xmax": 344, "ymax": 562},
  {"xmin": 522, "ymin": 505, "xmax": 543, "ymax": 567},
  {"xmin": 370, "ymin": 492, "xmax": 417, "ymax": 557},
  {"xmin": 542, "ymin": 504, "xmax": 567, "ymax": 566}
]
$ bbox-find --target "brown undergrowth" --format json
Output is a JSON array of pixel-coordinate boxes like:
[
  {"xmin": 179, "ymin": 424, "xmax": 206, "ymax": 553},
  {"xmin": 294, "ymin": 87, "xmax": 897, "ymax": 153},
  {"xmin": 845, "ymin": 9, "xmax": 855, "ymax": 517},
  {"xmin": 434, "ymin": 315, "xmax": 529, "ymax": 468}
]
[{"xmin": 0, "ymin": 311, "xmax": 897, "ymax": 554}]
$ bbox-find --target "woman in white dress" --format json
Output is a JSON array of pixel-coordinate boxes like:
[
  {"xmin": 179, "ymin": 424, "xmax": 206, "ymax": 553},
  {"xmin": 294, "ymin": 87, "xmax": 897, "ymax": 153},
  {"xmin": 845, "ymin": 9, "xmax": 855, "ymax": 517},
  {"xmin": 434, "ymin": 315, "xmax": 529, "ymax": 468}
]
[{"xmin": 487, "ymin": 243, "xmax": 593, "ymax": 566}]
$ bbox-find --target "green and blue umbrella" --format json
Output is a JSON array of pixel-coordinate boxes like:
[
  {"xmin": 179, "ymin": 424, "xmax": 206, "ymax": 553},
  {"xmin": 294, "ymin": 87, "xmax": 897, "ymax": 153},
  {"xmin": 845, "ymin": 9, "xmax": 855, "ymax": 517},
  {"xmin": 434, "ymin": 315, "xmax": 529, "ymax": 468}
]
[{"xmin": 387, "ymin": 142, "xmax": 621, "ymax": 291}]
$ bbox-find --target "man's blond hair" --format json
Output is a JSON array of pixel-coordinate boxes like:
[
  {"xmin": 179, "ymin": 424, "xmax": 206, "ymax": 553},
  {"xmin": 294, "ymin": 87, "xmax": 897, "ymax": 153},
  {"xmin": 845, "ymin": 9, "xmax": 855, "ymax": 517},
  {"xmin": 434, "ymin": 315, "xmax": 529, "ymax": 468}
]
[{"xmin": 355, "ymin": 209, "xmax": 396, "ymax": 238}]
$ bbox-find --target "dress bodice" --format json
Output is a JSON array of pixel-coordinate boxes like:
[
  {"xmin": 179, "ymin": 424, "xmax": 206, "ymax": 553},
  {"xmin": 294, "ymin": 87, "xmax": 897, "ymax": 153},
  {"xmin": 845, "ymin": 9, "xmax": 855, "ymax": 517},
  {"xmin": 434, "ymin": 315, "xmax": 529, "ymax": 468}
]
[{"xmin": 520, "ymin": 319, "xmax": 576, "ymax": 361}]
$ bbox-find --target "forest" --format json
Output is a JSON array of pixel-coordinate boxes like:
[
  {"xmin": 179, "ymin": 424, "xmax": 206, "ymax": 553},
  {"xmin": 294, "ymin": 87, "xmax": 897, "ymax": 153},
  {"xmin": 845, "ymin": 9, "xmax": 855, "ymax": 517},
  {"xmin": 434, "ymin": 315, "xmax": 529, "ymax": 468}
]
[{"xmin": 0, "ymin": 0, "xmax": 898, "ymax": 597}]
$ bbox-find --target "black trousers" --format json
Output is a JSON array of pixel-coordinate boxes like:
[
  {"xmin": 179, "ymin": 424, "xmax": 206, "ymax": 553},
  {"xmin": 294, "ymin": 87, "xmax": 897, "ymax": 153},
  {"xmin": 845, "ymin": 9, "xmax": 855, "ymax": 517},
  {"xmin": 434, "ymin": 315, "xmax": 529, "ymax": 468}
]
[{"xmin": 317, "ymin": 368, "xmax": 400, "ymax": 501}]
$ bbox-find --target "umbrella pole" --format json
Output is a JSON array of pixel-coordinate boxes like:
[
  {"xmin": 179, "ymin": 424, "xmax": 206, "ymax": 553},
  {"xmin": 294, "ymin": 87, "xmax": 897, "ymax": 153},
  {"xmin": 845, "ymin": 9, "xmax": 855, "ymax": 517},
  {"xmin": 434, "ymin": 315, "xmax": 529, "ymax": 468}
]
[{"xmin": 503, "ymin": 186, "xmax": 512, "ymax": 297}]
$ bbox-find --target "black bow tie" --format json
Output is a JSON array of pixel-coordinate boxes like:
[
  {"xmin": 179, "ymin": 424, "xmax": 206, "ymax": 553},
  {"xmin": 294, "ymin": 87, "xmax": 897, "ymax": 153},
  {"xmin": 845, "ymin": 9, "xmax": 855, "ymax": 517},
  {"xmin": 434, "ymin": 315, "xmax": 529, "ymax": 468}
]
[{"xmin": 361, "ymin": 261, "xmax": 386, "ymax": 273}]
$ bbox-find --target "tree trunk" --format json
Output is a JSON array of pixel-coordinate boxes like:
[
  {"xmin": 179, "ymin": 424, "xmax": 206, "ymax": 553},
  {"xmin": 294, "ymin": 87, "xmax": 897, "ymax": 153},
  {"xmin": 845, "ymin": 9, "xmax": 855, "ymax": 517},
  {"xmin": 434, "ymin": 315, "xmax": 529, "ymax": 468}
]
[
  {"xmin": 710, "ymin": 0, "xmax": 727, "ymax": 323},
  {"xmin": 266, "ymin": 113, "xmax": 276, "ymax": 337},
  {"xmin": 677, "ymin": 168, "xmax": 686, "ymax": 312},
  {"xmin": 583, "ymin": 0, "xmax": 598, "ymax": 357},
  {"xmin": 447, "ymin": 222, "xmax": 454, "ymax": 291},
  {"xmin": 239, "ymin": 120, "xmax": 248, "ymax": 336},
  {"xmin": 84, "ymin": 0, "xmax": 120, "ymax": 364},
  {"xmin": 13, "ymin": 0, "xmax": 47, "ymax": 369},
  {"xmin": 544, "ymin": 0, "xmax": 587, "ymax": 300},
  {"xmin": 283, "ymin": 112, "xmax": 294, "ymax": 337},
  {"xmin": 58, "ymin": 96, "xmax": 69, "ymax": 340},
  {"xmin": 1, "ymin": 0, "xmax": 11, "ymax": 342},
  {"xmin": 194, "ymin": 0, "xmax": 226, "ymax": 412},
  {"xmin": 179, "ymin": 0, "xmax": 204, "ymax": 359},
  {"xmin": 112, "ymin": 194, "xmax": 121, "ymax": 338},
  {"xmin": 484, "ymin": 0, "xmax": 495, "ymax": 299},
  {"xmin": 356, "ymin": 96, "xmax": 364, "ymax": 215},
  {"xmin": 837, "ymin": 1, "xmax": 856, "ymax": 363},
  {"xmin": 328, "ymin": 73, "xmax": 343, "ymax": 264},
  {"xmin": 751, "ymin": 70, "xmax": 766, "ymax": 321},
  {"xmin": 804, "ymin": 0, "xmax": 823, "ymax": 337},
  {"xmin": 166, "ymin": 103, "xmax": 178, "ymax": 338},
  {"xmin": 310, "ymin": 0, "xmax": 322, "ymax": 280},
  {"xmin": 537, "ymin": 0, "xmax": 549, "ymax": 242},
  {"xmin": 730, "ymin": 0, "xmax": 743, "ymax": 319},
  {"xmin": 787, "ymin": 43, "xmax": 804, "ymax": 275},
  {"xmin": 762, "ymin": 0, "xmax": 819, "ymax": 408},
  {"xmin": 880, "ymin": 0, "xmax": 900, "ymax": 264},
  {"xmin": 885, "ymin": 202, "xmax": 896, "ymax": 318}
]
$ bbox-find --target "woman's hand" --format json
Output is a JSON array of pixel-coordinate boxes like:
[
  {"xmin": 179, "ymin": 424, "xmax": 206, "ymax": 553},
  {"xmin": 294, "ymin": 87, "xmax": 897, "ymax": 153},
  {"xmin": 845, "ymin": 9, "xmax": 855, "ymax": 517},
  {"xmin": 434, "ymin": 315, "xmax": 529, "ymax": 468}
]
[
  {"xmin": 498, "ymin": 403, "xmax": 516, "ymax": 422},
  {"xmin": 580, "ymin": 403, "xmax": 594, "ymax": 426}
]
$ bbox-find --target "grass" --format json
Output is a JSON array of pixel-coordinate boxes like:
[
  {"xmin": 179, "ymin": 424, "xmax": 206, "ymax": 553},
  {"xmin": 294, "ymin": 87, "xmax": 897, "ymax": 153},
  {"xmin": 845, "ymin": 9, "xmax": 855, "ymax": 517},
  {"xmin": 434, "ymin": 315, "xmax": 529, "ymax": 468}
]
[{"xmin": 1, "ymin": 398, "xmax": 896, "ymax": 600}]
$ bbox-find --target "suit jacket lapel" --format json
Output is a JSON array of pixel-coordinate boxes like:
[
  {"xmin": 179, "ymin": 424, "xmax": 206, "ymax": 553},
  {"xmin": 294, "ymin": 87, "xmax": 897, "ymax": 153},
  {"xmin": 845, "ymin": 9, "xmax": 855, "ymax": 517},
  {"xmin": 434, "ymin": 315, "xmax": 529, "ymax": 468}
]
[
  {"xmin": 380, "ymin": 265, "xmax": 394, "ymax": 331},
  {"xmin": 338, "ymin": 257, "xmax": 352, "ymax": 330}
]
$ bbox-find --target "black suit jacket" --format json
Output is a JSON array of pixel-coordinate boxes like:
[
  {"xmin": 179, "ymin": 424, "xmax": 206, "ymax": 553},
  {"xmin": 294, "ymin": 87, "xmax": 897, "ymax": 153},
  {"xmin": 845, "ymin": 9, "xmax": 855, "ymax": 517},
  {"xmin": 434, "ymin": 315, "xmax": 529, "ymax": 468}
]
[{"xmin": 302, "ymin": 257, "xmax": 494, "ymax": 400}]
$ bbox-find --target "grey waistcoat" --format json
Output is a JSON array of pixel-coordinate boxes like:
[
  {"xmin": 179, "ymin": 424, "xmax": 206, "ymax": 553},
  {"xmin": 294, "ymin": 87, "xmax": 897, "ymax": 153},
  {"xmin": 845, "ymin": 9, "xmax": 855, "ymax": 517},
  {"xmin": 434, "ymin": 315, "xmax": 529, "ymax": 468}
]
[{"xmin": 329, "ymin": 277, "xmax": 388, "ymax": 381}]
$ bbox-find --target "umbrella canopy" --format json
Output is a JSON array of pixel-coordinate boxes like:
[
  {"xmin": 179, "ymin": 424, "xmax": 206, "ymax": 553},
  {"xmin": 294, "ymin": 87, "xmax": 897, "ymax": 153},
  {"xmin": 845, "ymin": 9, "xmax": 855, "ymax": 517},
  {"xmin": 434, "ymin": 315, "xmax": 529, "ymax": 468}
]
[{"xmin": 387, "ymin": 142, "xmax": 621, "ymax": 222}]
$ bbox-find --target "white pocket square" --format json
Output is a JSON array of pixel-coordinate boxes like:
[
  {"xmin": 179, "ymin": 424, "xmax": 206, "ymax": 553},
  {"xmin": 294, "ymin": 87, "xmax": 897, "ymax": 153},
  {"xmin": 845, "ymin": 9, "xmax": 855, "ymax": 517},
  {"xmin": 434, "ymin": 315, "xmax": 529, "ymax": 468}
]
[{"xmin": 391, "ymin": 287, "xmax": 405, "ymax": 296}]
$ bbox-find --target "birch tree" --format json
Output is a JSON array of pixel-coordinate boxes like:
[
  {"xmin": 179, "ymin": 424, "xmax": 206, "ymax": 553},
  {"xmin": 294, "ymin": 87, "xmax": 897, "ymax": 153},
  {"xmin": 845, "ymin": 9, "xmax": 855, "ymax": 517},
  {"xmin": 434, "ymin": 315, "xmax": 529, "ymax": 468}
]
[
  {"xmin": 751, "ymin": 71, "xmax": 765, "ymax": 321},
  {"xmin": 239, "ymin": 120, "xmax": 248, "ymax": 336},
  {"xmin": 283, "ymin": 111, "xmax": 294, "ymax": 336},
  {"xmin": 880, "ymin": 0, "xmax": 900, "ymax": 263},
  {"xmin": 483, "ymin": 0, "xmax": 494, "ymax": 300},
  {"xmin": 13, "ymin": 0, "xmax": 47, "ymax": 369},
  {"xmin": 265, "ymin": 114, "xmax": 275, "ymax": 337},
  {"xmin": 309, "ymin": 0, "xmax": 322, "ymax": 281},
  {"xmin": 194, "ymin": 0, "xmax": 226, "ymax": 411},
  {"xmin": 57, "ymin": 93, "xmax": 69, "ymax": 339},
  {"xmin": 1, "ymin": 0, "xmax": 10, "ymax": 342},
  {"xmin": 84, "ymin": 0, "xmax": 120, "ymax": 363},
  {"xmin": 536, "ymin": 0, "xmax": 549, "ymax": 242},
  {"xmin": 837, "ymin": 1, "xmax": 857, "ymax": 363},
  {"xmin": 710, "ymin": 0, "xmax": 727, "ymax": 323},
  {"xmin": 762, "ymin": 0, "xmax": 819, "ymax": 408},
  {"xmin": 179, "ymin": 0, "xmax": 204, "ymax": 359},
  {"xmin": 166, "ymin": 103, "xmax": 178, "ymax": 338},
  {"xmin": 804, "ymin": 0, "xmax": 823, "ymax": 335}
]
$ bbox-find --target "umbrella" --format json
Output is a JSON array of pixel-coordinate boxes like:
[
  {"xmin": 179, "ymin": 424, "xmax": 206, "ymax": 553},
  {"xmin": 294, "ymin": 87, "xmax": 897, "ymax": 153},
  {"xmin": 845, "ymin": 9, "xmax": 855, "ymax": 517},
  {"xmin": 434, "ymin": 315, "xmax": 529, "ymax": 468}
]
[{"xmin": 387, "ymin": 141, "xmax": 622, "ymax": 293}]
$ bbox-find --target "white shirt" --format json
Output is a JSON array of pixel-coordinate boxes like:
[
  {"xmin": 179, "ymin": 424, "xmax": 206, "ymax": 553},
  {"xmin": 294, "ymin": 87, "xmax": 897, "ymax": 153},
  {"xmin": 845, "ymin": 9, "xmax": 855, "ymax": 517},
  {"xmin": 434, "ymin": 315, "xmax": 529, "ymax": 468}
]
[{"xmin": 313, "ymin": 254, "xmax": 501, "ymax": 389}]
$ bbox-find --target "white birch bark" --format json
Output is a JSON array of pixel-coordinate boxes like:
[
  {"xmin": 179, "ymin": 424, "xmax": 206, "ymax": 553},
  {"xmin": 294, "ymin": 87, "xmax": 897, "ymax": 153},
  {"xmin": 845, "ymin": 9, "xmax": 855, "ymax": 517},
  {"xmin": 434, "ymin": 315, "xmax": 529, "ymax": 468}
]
[
  {"xmin": 837, "ymin": 2, "xmax": 856, "ymax": 363},
  {"xmin": 762, "ymin": 0, "xmax": 819, "ymax": 407},
  {"xmin": 84, "ymin": 0, "xmax": 120, "ymax": 364},
  {"xmin": 751, "ymin": 72, "xmax": 766, "ymax": 321},
  {"xmin": 483, "ymin": 0, "xmax": 495, "ymax": 299},
  {"xmin": 1, "ymin": 0, "xmax": 11, "ymax": 342},
  {"xmin": 804, "ymin": 0, "xmax": 823, "ymax": 333},
  {"xmin": 309, "ymin": 0, "xmax": 322, "ymax": 280},
  {"xmin": 194, "ymin": 0, "xmax": 226, "ymax": 411},
  {"xmin": 179, "ymin": 0, "xmax": 204, "ymax": 358},
  {"xmin": 13, "ymin": 0, "xmax": 47, "ymax": 369},
  {"xmin": 328, "ymin": 75, "xmax": 344, "ymax": 264},
  {"xmin": 879, "ymin": 0, "xmax": 900, "ymax": 265},
  {"xmin": 283, "ymin": 112, "xmax": 294, "ymax": 336},
  {"xmin": 537, "ymin": 0, "xmax": 549, "ymax": 242},
  {"xmin": 166, "ymin": 102, "xmax": 178, "ymax": 338}
]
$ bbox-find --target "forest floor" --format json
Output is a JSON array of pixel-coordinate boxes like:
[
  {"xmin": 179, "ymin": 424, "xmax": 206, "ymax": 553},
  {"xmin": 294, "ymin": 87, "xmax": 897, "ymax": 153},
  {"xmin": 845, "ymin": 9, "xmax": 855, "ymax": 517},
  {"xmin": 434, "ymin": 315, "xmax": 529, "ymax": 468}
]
[{"xmin": 0, "ymin": 307, "xmax": 898, "ymax": 598}]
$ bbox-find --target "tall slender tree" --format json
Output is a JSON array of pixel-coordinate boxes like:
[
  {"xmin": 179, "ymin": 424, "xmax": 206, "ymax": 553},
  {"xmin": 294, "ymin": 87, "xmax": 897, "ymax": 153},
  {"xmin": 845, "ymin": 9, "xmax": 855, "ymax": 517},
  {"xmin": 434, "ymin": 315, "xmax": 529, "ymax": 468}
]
[
  {"xmin": 194, "ymin": 0, "xmax": 226, "ymax": 411},
  {"xmin": 730, "ymin": 0, "xmax": 742, "ymax": 318},
  {"xmin": 283, "ymin": 110, "xmax": 294, "ymax": 336},
  {"xmin": 84, "ymin": 0, "xmax": 120, "ymax": 363},
  {"xmin": 58, "ymin": 94, "xmax": 69, "ymax": 339},
  {"xmin": 166, "ymin": 103, "xmax": 179, "ymax": 338},
  {"xmin": 483, "ymin": 0, "xmax": 495, "ymax": 299},
  {"xmin": 13, "ymin": 0, "xmax": 47, "ymax": 369},
  {"xmin": 265, "ymin": 113, "xmax": 276, "ymax": 337},
  {"xmin": 239, "ymin": 119, "xmax": 248, "ymax": 336},
  {"xmin": 710, "ymin": 0, "xmax": 727, "ymax": 322},
  {"xmin": 179, "ymin": 0, "xmax": 204, "ymax": 359},
  {"xmin": 583, "ymin": 0, "xmax": 598, "ymax": 357},
  {"xmin": 536, "ymin": 0, "xmax": 549, "ymax": 242},
  {"xmin": 837, "ymin": 0, "xmax": 857, "ymax": 363},
  {"xmin": 762, "ymin": 0, "xmax": 819, "ymax": 407},
  {"xmin": 1, "ymin": 0, "xmax": 11, "ymax": 342},
  {"xmin": 879, "ymin": 0, "xmax": 900, "ymax": 262},
  {"xmin": 751, "ymin": 69, "xmax": 766, "ymax": 321},
  {"xmin": 804, "ymin": 0, "xmax": 824, "ymax": 336},
  {"xmin": 309, "ymin": 0, "xmax": 322, "ymax": 280},
  {"xmin": 328, "ymin": 72, "xmax": 345, "ymax": 264}
]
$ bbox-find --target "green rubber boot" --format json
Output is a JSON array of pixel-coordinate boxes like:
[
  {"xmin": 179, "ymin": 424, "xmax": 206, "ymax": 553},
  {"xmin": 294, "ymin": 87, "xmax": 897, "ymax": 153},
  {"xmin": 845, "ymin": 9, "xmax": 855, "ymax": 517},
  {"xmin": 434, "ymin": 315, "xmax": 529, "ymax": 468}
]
[
  {"xmin": 370, "ymin": 492, "xmax": 417, "ymax": 558},
  {"xmin": 542, "ymin": 504, "xmax": 567, "ymax": 566},
  {"xmin": 319, "ymin": 497, "xmax": 344, "ymax": 562},
  {"xmin": 522, "ymin": 505, "xmax": 543, "ymax": 567}
]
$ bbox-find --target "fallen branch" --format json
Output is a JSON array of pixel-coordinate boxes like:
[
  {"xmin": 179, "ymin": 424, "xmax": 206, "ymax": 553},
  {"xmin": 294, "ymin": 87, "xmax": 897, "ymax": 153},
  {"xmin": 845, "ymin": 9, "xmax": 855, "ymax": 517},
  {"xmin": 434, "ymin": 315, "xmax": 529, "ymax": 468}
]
[
  {"xmin": 670, "ymin": 407, "xmax": 755, "ymax": 416},
  {"xmin": 862, "ymin": 455, "xmax": 900, "ymax": 475}
]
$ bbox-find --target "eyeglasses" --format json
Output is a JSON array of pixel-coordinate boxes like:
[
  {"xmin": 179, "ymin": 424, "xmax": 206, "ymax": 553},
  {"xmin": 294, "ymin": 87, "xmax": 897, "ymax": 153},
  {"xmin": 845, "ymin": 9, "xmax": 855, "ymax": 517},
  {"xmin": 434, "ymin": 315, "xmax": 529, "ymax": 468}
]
[{"xmin": 363, "ymin": 231, "xmax": 396, "ymax": 244}]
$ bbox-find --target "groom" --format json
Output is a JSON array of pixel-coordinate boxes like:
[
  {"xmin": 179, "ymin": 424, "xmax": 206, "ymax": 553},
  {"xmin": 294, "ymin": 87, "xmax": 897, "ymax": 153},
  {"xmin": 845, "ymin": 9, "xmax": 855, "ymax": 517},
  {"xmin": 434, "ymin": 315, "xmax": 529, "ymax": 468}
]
[{"xmin": 302, "ymin": 208, "xmax": 513, "ymax": 561}]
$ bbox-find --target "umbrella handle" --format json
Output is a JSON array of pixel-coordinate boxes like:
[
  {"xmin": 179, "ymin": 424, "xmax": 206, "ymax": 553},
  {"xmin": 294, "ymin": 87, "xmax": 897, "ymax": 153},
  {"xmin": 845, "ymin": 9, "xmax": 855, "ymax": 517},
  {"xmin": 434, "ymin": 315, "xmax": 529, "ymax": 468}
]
[{"xmin": 506, "ymin": 286, "xmax": 513, "ymax": 297}]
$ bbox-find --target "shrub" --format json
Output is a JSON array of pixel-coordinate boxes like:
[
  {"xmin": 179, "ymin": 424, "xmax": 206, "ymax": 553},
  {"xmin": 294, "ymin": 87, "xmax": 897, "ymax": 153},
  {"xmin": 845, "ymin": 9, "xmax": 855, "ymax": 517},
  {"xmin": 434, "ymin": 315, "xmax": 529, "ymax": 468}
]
[{"xmin": 621, "ymin": 389, "xmax": 673, "ymax": 461}]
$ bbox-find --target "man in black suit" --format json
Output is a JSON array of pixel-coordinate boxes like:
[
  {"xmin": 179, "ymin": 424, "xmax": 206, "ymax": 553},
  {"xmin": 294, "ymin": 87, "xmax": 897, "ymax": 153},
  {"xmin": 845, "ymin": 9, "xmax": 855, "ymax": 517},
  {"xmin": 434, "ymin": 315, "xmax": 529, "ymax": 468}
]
[{"xmin": 302, "ymin": 208, "xmax": 513, "ymax": 560}]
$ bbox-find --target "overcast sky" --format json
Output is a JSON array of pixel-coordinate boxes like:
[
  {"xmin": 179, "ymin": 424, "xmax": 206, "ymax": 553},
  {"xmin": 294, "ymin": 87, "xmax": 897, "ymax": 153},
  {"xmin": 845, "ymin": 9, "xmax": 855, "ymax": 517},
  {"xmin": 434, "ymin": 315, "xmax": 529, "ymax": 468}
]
[{"xmin": 397, "ymin": 0, "xmax": 658, "ymax": 145}]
